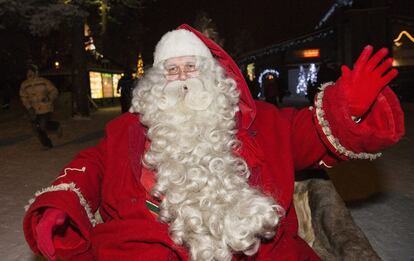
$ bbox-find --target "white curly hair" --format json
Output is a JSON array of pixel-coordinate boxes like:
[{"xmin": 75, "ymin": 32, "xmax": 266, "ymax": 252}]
[{"xmin": 130, "ymin": 57, "xmax": 284, "ymax": 261}]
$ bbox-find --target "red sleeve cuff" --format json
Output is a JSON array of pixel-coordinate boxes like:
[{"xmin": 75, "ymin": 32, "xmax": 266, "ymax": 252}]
[
  {"xmin": 313, "ymin": 83, "xmax": 405, "ymax": 160},
  {"xmin": 23, "ymin": 185, "xmax": 94, "ymax": 259}
]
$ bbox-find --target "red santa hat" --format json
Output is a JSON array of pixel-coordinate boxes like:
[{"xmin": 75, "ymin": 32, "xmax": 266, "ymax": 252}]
[{"xmin": 153, "ymin": 29, "xmax": 213, "ymax": 66}]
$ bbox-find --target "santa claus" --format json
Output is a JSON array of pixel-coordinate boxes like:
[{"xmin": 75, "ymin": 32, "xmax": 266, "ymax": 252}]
[{"xmin": 23, "ymin": 24, "xmax": 404, "ymax": 261}]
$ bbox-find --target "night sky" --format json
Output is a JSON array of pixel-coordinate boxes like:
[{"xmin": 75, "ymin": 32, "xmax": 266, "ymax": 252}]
[{"xmin": 140, "ymin": 0, "xmax": 334, "ymax": 60}]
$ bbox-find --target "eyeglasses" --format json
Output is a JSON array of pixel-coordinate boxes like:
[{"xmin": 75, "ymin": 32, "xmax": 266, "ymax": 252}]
[
  {"xmin": 166, "ymin": 63, "xmax": 197, "ymax": 74},
  {"xmin": 164, "ymin": 62, "xmax": 199, "ymax": 81}
]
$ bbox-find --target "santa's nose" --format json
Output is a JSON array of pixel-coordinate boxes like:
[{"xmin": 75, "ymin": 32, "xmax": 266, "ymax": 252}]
[{"xmin": 178, "ymin": 70, "xmax": 188, "ymax": 80}]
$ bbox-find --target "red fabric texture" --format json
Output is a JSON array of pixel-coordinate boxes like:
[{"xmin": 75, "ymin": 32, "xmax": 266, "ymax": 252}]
[
  {"xmin": 314, "ymin": 85, "xmax": 405, "ymax": 160},
  {"xmin": 91, "ymin": 219, "xmax": 188, "ymax": 261},
  {"xmin": 140, "ymin": 141, "xmax": 155, "ymax": 192},
  {"xmin": 23, "ymin": 97, "xmax": 404, "ymax": 260},
  {"xmin": 35, "ymin": 208, "xmax": 67, "ymax": 261},
  {"xmin": 22, "ymin": 24, "xmax": 405, "ymax": 260},
  {"xmin": 24, "ymin": 190, "xmax": 93, "ymax": 260}
]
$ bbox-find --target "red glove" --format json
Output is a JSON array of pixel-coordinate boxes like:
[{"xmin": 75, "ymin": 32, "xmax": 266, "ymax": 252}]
[
  {"xmin": 35, "ymin": 208, "xmax": 68, "ymax": 261},
  {"xmin": 338, "ymin": 45, "xmax": 398, "ymax": 118}
]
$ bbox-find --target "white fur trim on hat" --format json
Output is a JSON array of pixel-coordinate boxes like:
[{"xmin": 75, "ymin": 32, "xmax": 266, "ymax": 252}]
[{"xmin": 153, "ymin": 29, "xmax": 213, "ymax": 66}]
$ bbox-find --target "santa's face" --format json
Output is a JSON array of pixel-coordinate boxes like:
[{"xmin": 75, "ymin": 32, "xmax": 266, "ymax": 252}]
[{"xmin": 163, "ymin": 56, "xmax": 200, "ymax": 81}]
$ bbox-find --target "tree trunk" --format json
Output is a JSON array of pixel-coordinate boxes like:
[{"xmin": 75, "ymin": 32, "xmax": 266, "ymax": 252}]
[{"xmin": 71, "ymin": 18, "xmax": 90, "ymax": 117}]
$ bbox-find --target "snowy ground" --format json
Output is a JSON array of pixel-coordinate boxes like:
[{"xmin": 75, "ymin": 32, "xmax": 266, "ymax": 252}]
[
  {"xmin": 327, "ymin": 103, "xmax": 414, "ymax": 261},
  {"xmin": 0, "ymin": 100, "xmax": 413, "ymax": 261}
]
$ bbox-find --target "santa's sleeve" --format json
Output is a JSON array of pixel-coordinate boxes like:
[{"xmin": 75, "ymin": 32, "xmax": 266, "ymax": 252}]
[
  {"xmin": 285, "ymin": 82, "xmax": 404, "ymax": 170},
  {"xmin": 23, "ymin": 137, "xmax": 107, "ymax": 260}
]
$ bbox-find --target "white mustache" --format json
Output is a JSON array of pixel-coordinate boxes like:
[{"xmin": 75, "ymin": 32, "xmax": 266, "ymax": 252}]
[{"xmin": 157, "ymin": 78, "xmax": 213, "ymax": 111}]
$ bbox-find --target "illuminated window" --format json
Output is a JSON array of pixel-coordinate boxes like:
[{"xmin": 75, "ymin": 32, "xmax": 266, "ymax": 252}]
[
  {"xmin": 90, "ymin": 72, "xmax": 103, "ymax": 99},
  {"xmin": 89, "ymin": 71, "xmax": 122, "ymax": 99},
  {"xmin": 112, "ymin": 74, "xmax": 121, "ymax": 97}
]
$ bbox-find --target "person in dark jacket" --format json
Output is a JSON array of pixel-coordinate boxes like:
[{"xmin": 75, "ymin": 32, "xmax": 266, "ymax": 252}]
[{"xmin": 117, "ymin": 70, "xmax": 135, "ymax": 113}]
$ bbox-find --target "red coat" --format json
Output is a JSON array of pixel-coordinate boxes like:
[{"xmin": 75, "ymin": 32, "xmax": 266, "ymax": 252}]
[
  {"xmin": 23, "ymin": 25, "xmax": 404, "ymax": 261},
  {"xmin": 23, "ymin": 87, "xmax": 404, "ymax": 261}
]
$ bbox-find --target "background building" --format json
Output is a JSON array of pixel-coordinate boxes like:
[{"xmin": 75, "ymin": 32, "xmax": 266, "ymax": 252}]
[{"xmin": 237, "ymin": 1, "xmax": 414, "ymax": 104}]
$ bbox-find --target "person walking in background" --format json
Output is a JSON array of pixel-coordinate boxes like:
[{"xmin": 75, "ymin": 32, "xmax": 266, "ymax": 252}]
[
  {"xmin": 117, "ymin": 69, "xmax": 135, "ymax": 113},
  {"xmin": 19, "ymin": 65, "xmax": 60, "ymax": 149}
]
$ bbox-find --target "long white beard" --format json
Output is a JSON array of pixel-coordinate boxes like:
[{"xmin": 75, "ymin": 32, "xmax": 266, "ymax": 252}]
[{"xmin": 135, "ymin": 71, "xmax": 283, "ymax": 261}]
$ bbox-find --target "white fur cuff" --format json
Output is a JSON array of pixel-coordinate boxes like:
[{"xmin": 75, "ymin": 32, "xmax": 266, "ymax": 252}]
[
  {"xmin": 25, "ymin": 182, "xmax": 97, "ymax": 226},
  {"xmin": 315, "ymin": 82, "xmax": 381, "ymax": 160}
]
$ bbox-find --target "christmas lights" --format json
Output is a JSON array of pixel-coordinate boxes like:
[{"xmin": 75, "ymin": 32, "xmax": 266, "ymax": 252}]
[
  {"xmin": 137, "ymin": 53, "xmax": 144, "ymax": 78},
  {"xmin": 296, "ymin": 65, "xmax": 307, "ymax": 95},
  {"xmin": 257, "ymin": 68, "xmax": 280, "ymax": 99},
  {"xmin": 307, "ymin": 63, "xmax": 318, "ymax": 85}
]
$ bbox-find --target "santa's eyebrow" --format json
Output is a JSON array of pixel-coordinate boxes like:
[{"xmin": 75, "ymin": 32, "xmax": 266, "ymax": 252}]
[{"xmin": 165, "ymin": 64, "xmax": 178, "ymax": 69}]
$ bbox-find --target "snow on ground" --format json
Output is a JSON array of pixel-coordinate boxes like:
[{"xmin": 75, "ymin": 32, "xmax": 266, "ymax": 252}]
[
  {"xmin": 327, "ymin": 102, "xmax": 414, "ymax": 261},
  {"xmin": 0, "ymin": 103, "xmax": 117, "ymax": 261},
  {"xmin": 0, "ymin": 101, "xmax": 413, "ymax": 261}
]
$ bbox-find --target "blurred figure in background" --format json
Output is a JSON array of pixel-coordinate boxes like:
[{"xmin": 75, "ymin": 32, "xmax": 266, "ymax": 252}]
[
  {"xmin": 19, "ymin": 65, "xmax": 60, "ymax": 149},
  {"xmin": 117, "ymin": 69, "xmax": 135, "ymax": 113},
  {"xmin": 263, "ymin": 76, "xmax": 280, "ymax": 106}
]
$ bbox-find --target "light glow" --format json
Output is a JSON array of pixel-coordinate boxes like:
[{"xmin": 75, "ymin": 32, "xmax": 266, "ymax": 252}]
[
  {"xmin": 296, "ymin": 65, "xmax": 307, "ymax": 95},
  {"xmin": 302, "ymin": 49, "xmax": 320, "ymax": 58},
  {"xmin": 392, "ymin": 59, "xmax": 399, "ymax": 67},
  {"xmin": 394, "ymin": 30, "xmax": 414, "ymax": 47},
  {"xmin": 90, "ymin": 72, "xmax": 103, "ymax": 99},
  {"xmin": 258, "ymin": 69, "xmax": 280, "ymax": 99},
  {"xmin": 136, "ymin": 53, "xmax": 144, "ymax": 78},
  {"xmin": 89, "ymin": 71, "xmax": 122, "ymax": 99},
  {"xmin": 307, "ymin": 63, "xmax": 318, "ymax": 84},
  {"xmin": 247, "ymin": 63, "xmax": 255, "ymax": 81}
]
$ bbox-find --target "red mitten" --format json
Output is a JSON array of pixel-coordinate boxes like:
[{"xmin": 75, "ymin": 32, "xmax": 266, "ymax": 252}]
[
  {"xmin": 338, "ymin": 45, "xmax": 398, "ymax": 118},
  {"xmin": 35, "ymin": 208, "xmax": 67, "ymax": 261}
]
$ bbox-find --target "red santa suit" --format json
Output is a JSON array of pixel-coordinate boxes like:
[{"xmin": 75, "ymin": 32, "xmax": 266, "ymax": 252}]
[{"xmin": 23, "ymin": 25, "xmax": 404, "ymax": 261}]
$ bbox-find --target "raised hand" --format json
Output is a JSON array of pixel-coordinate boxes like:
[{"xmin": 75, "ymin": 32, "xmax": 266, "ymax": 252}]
[
  {"xmin": 35, "ymin": 208, "xmax": 67, "ymax": 261},
  {"xmin": 338, "ymin": 45, "xmax": 398, "ymax": 118}
]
